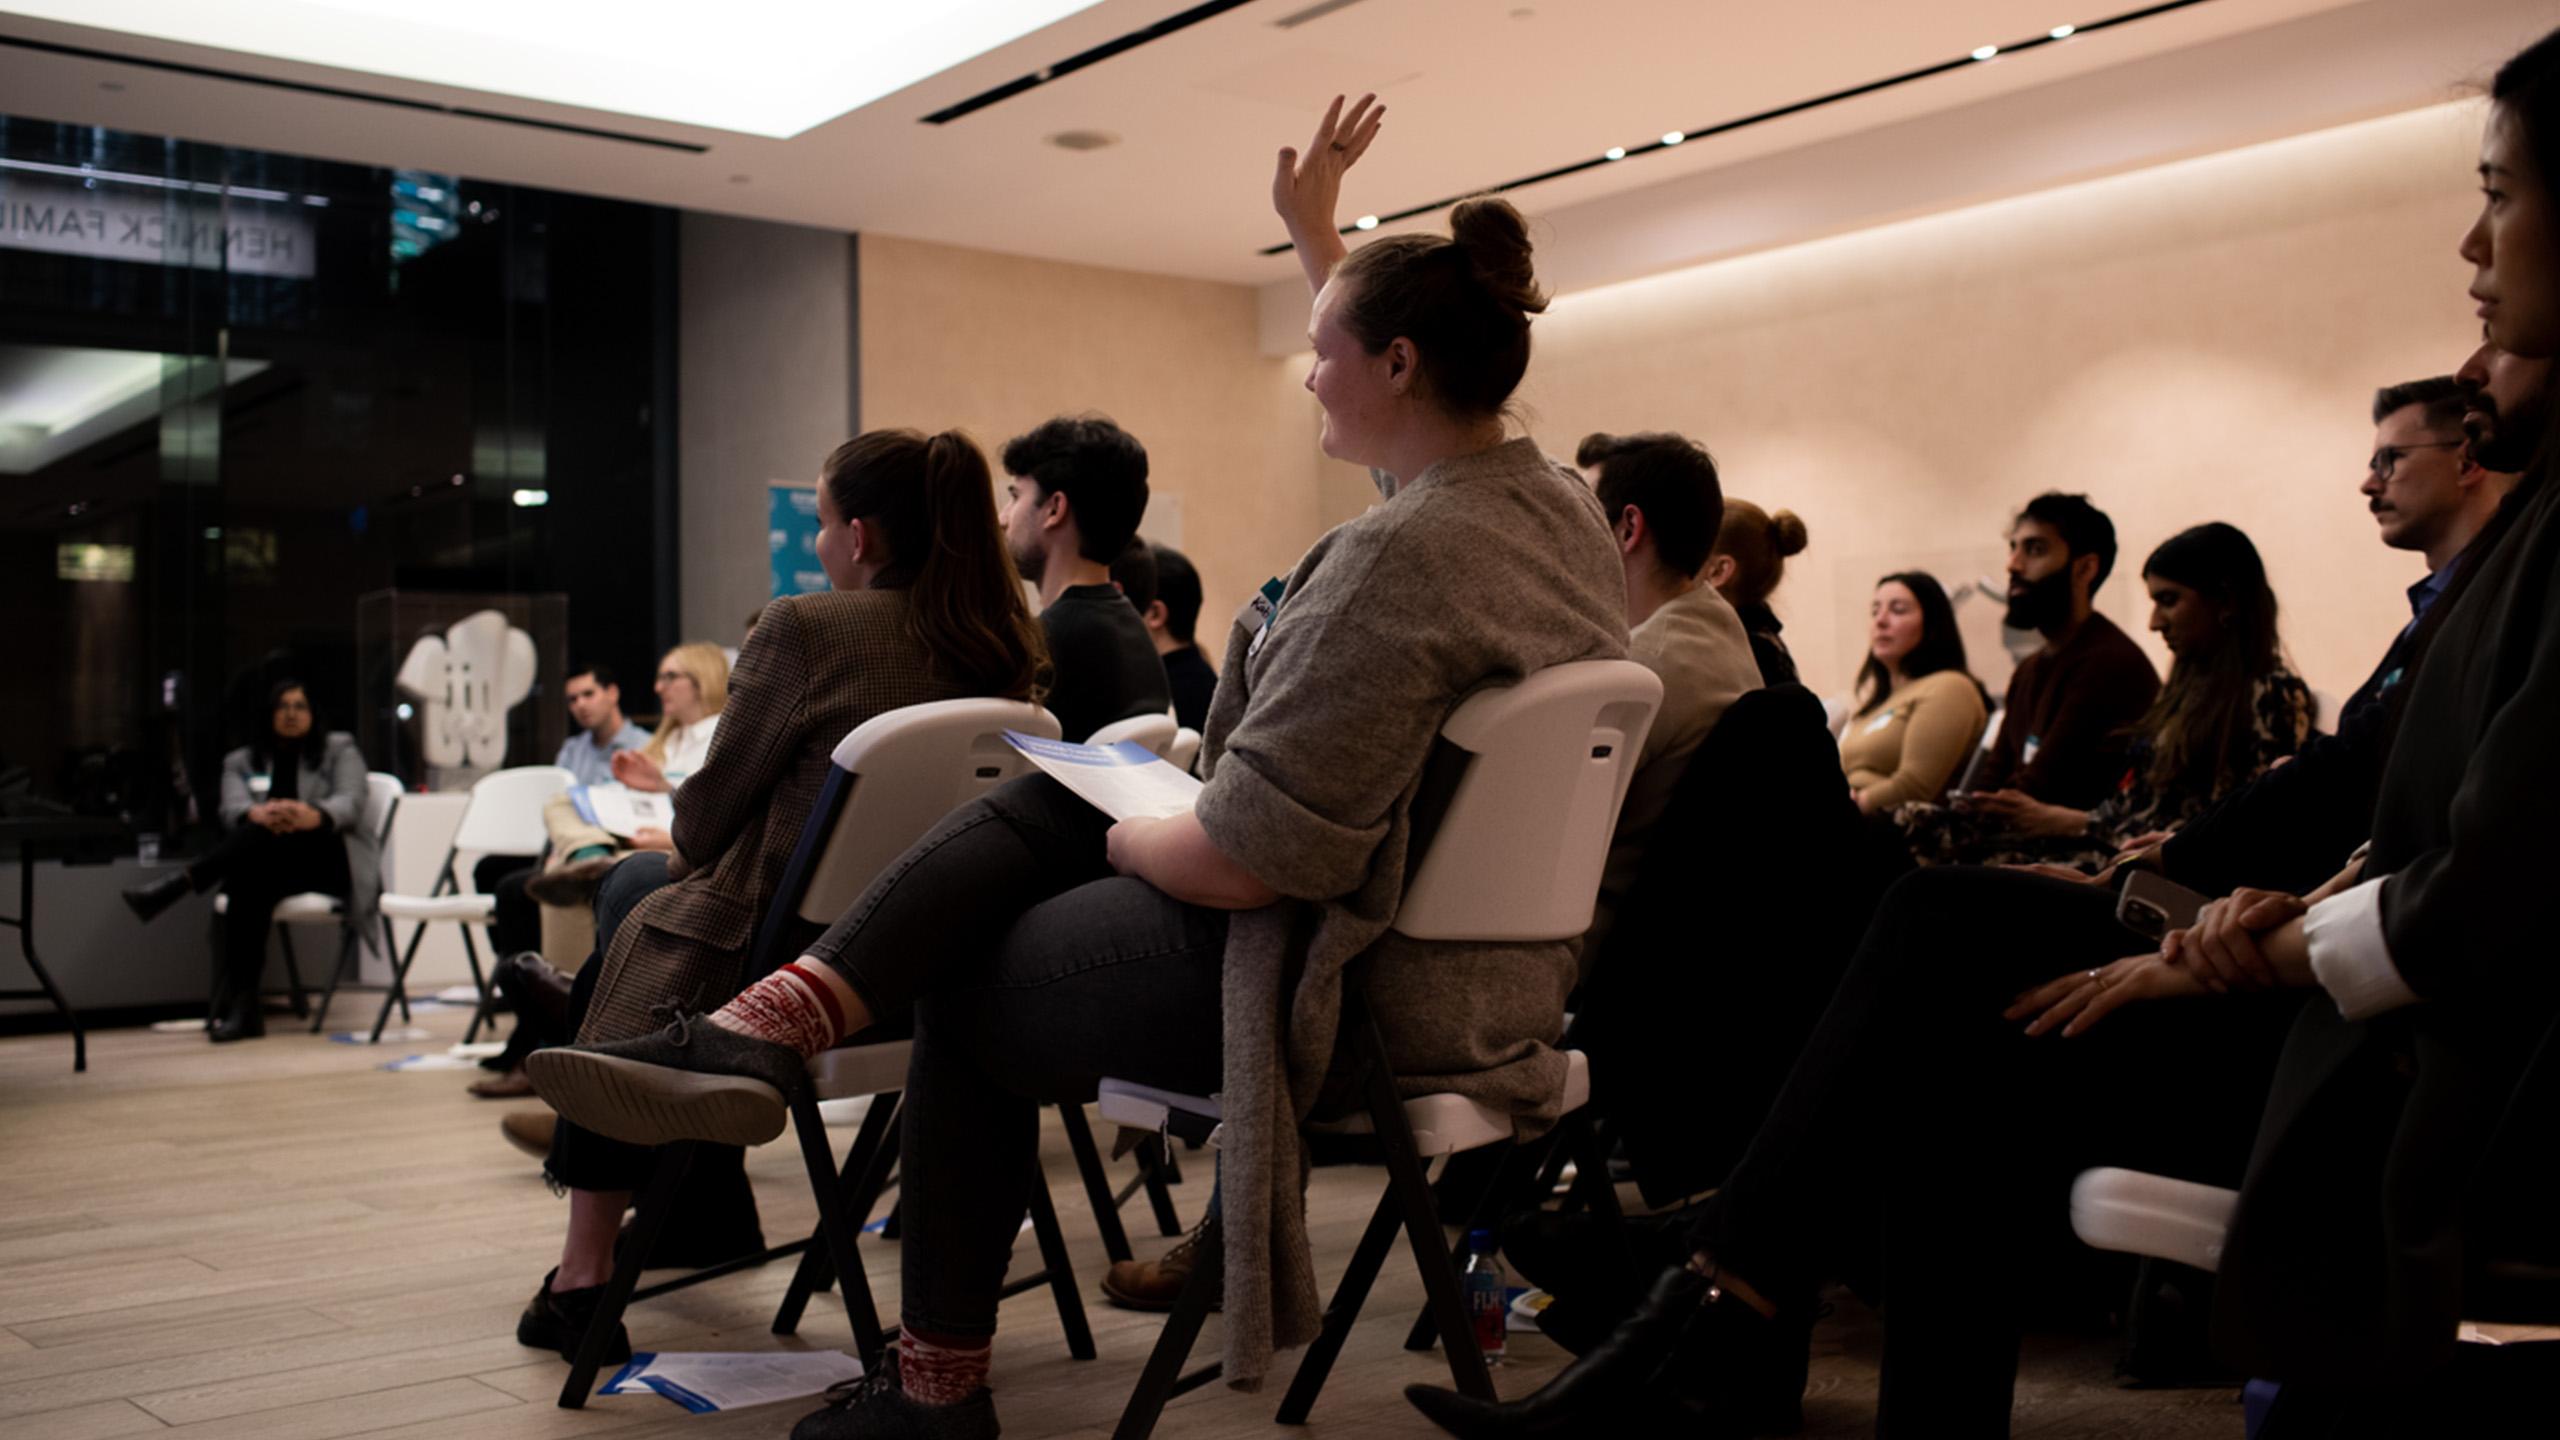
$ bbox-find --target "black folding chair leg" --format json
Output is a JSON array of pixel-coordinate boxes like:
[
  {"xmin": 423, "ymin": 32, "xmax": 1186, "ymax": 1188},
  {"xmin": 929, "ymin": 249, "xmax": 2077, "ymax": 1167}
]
[
  {"xmin": 311, "ymin": 927, "xmax": 357, "ymax": 1034},
  {"xmin": 559, "ymin": 1142, "xmax": 694, "ymax": 1408},
  {"xmin": 1138, "ymin": 1136, "xmax": 1184, "ymax": 1237},
  {"xmin": 775, "ymin": 1090, "xmax": 902, "ymax": 1336},
  {"xmin": 1058, "ymin": 1101, "xmax": 1135, "ymax": 1264},
  {"xmin": 790, "ymin": 1086, "xmax": 889, "ymax": 1361},
  {"xmin": 1113, "ymin": 1200, "xmax": 1225, "ymax": 1440},
  {"xmin": 1023, "ymin": 1157, "xmax": 1097, "ymax": 1360},
  {"xmin": 369, "ymin": 918, "xmax": 426, "ymax": 1043},
  {"xmin": 458, "ymin": 924, "xmax": 494, "ymax": 1044},
  {"xmin": 1278, "ymin": 1187, "xmax": 1405, "ymax": 1423},
  {"xmin": 277, "ymin": 925, "xmax": 310, "ymax": 1019}
]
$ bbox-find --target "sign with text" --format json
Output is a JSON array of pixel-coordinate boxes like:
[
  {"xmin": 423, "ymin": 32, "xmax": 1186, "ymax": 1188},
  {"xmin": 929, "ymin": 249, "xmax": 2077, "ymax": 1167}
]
[
  {"xmin": 769, "ymin": 483, "xmax": 827, "ymax": 597},
  {"xmin": 0, "ymin": 178, "xmax": 316, "ymax": 278}
]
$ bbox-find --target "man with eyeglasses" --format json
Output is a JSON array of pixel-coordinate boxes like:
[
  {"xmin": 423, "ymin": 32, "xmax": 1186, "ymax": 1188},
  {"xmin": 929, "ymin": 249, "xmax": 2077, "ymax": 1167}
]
[{"xmin": 2363, "ymin": 371, "xmax": 2520, "ymax": 640}]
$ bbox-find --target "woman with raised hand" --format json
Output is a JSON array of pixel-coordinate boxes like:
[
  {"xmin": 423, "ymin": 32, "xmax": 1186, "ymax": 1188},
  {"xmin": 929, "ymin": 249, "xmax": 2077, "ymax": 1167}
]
[
  {"xmin": 1407, "ymin": 28, "xmax": 2560, "ymax": 1437},
  {"xmin": 529, "ymin": 93, "xmax": 1627, "ymax": 1439}
]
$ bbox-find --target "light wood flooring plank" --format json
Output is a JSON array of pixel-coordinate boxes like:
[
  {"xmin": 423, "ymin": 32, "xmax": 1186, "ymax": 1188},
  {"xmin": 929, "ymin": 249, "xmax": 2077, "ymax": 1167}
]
[{"xmin": 0, "ymin": 996, "xmax": 2241, "ymax": 1439}]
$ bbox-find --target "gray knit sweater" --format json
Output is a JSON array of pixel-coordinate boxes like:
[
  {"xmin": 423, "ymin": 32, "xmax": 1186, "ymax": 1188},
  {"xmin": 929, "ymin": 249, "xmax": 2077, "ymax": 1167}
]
[{"xmin": 1193, "ymin": 436, "xmax": 1627, "ymax": 1388}]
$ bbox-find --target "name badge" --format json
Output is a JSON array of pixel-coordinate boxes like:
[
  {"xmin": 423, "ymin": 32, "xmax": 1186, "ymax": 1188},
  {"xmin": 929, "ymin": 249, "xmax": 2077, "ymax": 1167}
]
[
  {"xmin": 1863, "ymin": 711, "xmax": 1896, "ymax": 736},
  {"xmin": 248, "ymin": 773, "xmax": 272, "ymax": 799},
  {"xmin": 2021, "ymin": 736, "xmax": 2042, "ymax": 766},
  {"xmin": 1245, "ymin": 575, "xmax": 1288, "ymax": 661}
]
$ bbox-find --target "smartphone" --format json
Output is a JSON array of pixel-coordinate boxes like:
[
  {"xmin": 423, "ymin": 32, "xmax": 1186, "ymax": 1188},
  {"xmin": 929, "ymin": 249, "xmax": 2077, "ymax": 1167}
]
[{"xmin": 2116, "ymin": 869, "xmax": 2209, "ymax": 941}]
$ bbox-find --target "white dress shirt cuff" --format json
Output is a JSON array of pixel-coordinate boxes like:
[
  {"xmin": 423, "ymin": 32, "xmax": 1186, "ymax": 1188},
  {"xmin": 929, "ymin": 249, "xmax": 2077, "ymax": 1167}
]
[{"xmin": 2303, "ymin": 877, "xmax": 2421, "ymax": 1021}]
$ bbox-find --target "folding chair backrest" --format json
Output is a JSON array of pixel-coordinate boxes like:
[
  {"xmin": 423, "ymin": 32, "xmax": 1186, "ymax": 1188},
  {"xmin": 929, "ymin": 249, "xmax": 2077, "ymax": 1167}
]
[
  {"xmin": 1392, "ymin": 660, "xmax": 1662, "ymax": 944},
  {"xmin": 1165, "ymin": 727, "xmax": 1203, "ymax": 774},
  {"xmin": 1088, "ymin": 711, "xmax": 1179, "ymax": 757},
  {"xmin": 746, "ymin": 702, "xmax": 1060, "ymax": 979},
  {"xmin": 361, "ymin": 772, "xmax": 404, "ymax": 845},
  {"xmin": 451, "ymin": 765, "xmax": 575, "ymax": 856}
]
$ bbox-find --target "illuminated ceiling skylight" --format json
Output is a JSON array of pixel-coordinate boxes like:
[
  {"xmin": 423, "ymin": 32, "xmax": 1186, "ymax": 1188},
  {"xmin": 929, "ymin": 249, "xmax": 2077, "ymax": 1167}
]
[{"xmin": 9, "ymin": 0, "xmax": 1105, "ymax": 138}]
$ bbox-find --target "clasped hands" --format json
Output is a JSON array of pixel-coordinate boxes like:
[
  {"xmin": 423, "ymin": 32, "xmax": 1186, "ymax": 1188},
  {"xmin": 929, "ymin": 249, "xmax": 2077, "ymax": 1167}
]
[
  {"xmin": 2005, "ymin": 886, "xmax": 2315, "ymax": 1038},
  {"xmin": 248, "ymin": 799, "xmax": 325, "ymax": 834}
]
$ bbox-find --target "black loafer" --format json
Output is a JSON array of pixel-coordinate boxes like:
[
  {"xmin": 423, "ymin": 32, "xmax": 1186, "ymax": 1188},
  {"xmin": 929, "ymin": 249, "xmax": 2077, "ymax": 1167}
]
[
  {"xmin": 790, "ymin": 1360, "xmax": 999, "ymax": 1440},
  {"xmin": 527, "ymin": 1012, "xmax": 806, "ymax": 1147},
  {"xmin": 516, "ymin": 1267, "xmax": 632, "ymax": 1364}
]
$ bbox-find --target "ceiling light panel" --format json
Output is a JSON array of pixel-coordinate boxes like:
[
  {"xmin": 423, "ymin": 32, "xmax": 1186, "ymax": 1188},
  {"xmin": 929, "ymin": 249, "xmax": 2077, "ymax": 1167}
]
[{"xmin": 7, "ymin": 0, "xmax": 1104, "ymax": 138}]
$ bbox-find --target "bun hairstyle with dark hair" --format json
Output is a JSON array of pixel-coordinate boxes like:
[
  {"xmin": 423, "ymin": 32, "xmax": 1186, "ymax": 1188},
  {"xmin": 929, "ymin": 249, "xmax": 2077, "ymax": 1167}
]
[
  {"xmin": 1713, "ymin": 498, "xmax": 1810, "ymax": 609},
  {"xmin": 821, "ymin": 428, "xmax": 1048, "ymax": 703},
  {"xmin": 1334, "ymin": 196, "xmax": 1548, "ymax": 418}
]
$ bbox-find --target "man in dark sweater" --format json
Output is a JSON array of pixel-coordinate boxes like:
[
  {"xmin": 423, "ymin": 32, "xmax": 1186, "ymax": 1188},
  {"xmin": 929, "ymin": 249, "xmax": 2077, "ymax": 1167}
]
[
  {"xmin": 1000, "ymin": 415, "xmax": 1171, "ymax": 741},
  {"xmin": 1141, "ymin": 543, "xmax": 1220, "ymax": 732},
  {"xmin": 1959, "ymin": 491, "xmax": 2159, "ymax": 823}
]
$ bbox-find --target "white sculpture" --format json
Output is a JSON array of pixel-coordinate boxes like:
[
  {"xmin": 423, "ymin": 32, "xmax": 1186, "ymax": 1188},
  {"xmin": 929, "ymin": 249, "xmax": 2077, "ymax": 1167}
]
[{"xmin": 396, "ymin": 609, "xmax": 537, "ymax": 770}]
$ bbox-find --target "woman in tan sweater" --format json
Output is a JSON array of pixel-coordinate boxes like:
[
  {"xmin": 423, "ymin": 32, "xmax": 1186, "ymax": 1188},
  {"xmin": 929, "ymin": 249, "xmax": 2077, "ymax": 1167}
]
[{"xmin": 1838, "ymin": 570, "xmax": 1989, "ymax": 813}]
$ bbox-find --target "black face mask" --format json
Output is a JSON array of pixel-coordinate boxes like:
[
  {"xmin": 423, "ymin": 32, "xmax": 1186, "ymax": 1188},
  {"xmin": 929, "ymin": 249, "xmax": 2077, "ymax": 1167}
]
[{"xmin": 2003, "ymin": 566, "xmax": 2075, "ymax": 632}]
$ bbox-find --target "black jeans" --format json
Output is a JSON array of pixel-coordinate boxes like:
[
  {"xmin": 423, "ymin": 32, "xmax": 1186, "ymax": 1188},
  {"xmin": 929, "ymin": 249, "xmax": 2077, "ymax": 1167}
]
[
  {"xmin": 474, "ymin": 855, "xmax": 540, "ymax": 959},
  {"xmin": 805, "ymin": 774, "xmax": 1229, "ymax": 1337},
  {"xmin": 192, "ymin": 823, "xmax": 349, "ymax": 1023},
  {"xmin": 546, "ymin": 853, "xmax": 693, "ymax": 1193},
  {"xmin": 1691, "ymin": 866, "xmax": 2307, "ymax": 1436}
]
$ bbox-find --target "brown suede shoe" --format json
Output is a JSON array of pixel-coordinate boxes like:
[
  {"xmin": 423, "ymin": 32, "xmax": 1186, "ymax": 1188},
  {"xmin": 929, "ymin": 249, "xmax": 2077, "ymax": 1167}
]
[
  {"xmin": 469, "ymin": 1068, "xmax": 537, "ymax": 1099},
  {"xmin": 524, "ymin": 853, "xmax": 623, "ymax": 908},
  {"xmin": 1101, "ymin": 1216, "xmax": 1219, "ymax": 1312},
  {"xmin": 501, "ymin": 1109, "xmax": 556, "ymax": 1160}
]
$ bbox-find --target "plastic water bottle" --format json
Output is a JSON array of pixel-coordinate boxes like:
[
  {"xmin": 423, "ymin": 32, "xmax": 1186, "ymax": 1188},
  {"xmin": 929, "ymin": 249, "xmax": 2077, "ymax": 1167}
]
[{"xmin": 1461, "ymin": 1228, "xmax": 1508, "ymax": 1364}]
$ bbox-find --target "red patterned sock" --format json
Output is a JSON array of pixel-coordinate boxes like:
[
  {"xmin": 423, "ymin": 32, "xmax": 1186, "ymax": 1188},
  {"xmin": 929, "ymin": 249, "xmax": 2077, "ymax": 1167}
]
[
  {"xmin": 706, "ymin": 961, "xmax": 846, "ymax": 1056},
  {"xmin": 898, "ymin": 1328, "xmax": 992, "ymax": 1406}
]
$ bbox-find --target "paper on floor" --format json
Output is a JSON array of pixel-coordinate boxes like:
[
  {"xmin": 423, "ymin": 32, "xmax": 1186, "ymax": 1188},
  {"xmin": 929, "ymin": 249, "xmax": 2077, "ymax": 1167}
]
[{"xmin": 599, "ymin": 1350, "xmax": 865, "ymax": 1412}]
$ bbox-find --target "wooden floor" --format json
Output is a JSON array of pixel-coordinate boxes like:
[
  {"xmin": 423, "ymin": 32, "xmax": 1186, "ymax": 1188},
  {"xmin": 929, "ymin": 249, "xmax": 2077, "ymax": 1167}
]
[{"xmin": 0, "ymin": 1005, "xmax": 2245, "ymax": 1439}]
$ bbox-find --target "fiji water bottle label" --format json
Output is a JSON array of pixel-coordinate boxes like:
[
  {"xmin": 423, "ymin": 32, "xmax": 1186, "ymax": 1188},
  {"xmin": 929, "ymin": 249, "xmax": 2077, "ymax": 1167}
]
[{"xmin": 1465, "ymin": 1271, "xmax": 1507, "ymax": 1360}]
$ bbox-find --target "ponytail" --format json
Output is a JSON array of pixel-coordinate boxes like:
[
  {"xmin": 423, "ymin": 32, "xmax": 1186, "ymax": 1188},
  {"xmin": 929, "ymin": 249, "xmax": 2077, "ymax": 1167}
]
[{"xmin": 820, "ymin": 429, "xmax": 1047, "ymax": 702}]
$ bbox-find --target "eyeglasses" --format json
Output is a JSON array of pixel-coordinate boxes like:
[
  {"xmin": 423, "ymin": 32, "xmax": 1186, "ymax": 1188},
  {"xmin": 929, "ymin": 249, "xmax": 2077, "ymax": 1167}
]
[
  {"xmin": 655, "ymin": 670, "xmax": 688, "ymax": 684},
  {"xmin": 2369, "ymin": 439, "xmax": 2464, "ymax": 478}
]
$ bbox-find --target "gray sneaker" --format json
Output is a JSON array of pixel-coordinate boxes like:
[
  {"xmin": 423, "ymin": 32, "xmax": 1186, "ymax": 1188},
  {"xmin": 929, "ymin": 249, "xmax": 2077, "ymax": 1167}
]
[
  {"xmin": 790, "ymin": 1362, "xmax": 999, "ymax": 1440},
  {"xmin": 526, "ymin": 1008, "xmax": 805, "ymax": 1147}
]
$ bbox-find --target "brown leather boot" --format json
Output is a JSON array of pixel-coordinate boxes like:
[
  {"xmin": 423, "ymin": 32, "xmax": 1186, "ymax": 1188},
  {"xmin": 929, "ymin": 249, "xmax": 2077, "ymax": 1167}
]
[{"xmin": 1101, "ymin": 1214, "xmax": 1219, "ymax": 1312}]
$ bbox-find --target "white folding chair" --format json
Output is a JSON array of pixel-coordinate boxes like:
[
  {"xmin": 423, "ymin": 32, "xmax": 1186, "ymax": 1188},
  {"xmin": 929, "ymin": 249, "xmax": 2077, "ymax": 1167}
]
[
  {"xmin": 561, "ymin": 699, "xmax": 1121, "ymax": 1407},
  {"xmin": 299, "ymin": 773, "xmax": 404, "ymax": 1033},
  {"xmin": 1089, "ymin": 711, "xmax": 1180, "ymax": 757},
  {"xmin": 373, "ymin": 764, "xmax": 571, "ymax": 1043},
  {"xmin": 211, "ymin": 771, "xmax": 402, "ymax": 1032},
  {"xmin": 1104, "ymin": 659, "xmax": 1664, "ymax": 1437},
  {"xmin": 1165, "ymin": 727, "xmax": 1203, "ymax": 774}
]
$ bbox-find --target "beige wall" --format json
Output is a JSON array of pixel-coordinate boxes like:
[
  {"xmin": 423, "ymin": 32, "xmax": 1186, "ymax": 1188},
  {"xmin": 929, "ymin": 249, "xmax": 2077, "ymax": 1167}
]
[
  {"xmin": 858, "ymin": 234, "xmax": 1331, "ymax": 667},
  {"xmin": 1513, "ymin": 100, "xmax": 2491, "ymax": 709},
  {"xmin": 861, "ymin": 100, "xmax": 2490, "ymax": 715}
]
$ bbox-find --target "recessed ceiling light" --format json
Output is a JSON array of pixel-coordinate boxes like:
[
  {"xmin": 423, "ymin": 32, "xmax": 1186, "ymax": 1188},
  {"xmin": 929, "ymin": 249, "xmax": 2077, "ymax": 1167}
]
[
  {"xmin": 1661, "ymin": 131, "xmax": 1685, "ymax": 146},
  {"xmin": 8, "ymin": 0, "xmax": 1109, "ymax": 138},
  {"xmin": 1604, "ymin": 147, "xmax": 1627, "ymax": 162},
  {"xmin": 1354, "ymin": 215, "xmax": 1379, "ymax": 230},
  {"xmin": 1972, "ymin": 44, "xmax": 2000, "ymax": 61},
  {"xmin": 2050, "ymin": 24, "xmax": 2077, "ymax": 39}
]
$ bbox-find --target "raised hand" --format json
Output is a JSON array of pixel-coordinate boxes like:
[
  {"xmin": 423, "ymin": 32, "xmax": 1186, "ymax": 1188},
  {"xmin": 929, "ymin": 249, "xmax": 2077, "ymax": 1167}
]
[{"xmin": 1273, "ymin": 92, "xmax": 1384, "ymax": 294}]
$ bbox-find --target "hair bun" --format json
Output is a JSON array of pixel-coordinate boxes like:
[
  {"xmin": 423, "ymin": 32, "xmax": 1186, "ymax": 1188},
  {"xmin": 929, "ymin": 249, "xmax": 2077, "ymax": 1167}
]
[
  {"xmin": 1769, "ymin": 509, "xmax": 1810, "ymax": 557},
  {"xmin": 1447, "ymin": 198, "xmax": 1547, "ymax": 317}
]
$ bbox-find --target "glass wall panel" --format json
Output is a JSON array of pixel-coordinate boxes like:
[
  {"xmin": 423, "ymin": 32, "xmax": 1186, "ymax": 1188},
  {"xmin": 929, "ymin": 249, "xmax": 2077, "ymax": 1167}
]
[{"xmin": 1, "ymin": 116, "xmax": 674, "ymax": 844}]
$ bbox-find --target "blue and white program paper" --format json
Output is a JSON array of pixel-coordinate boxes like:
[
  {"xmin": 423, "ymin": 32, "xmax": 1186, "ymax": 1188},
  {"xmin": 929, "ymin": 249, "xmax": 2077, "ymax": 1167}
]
[
  {"xmin": 1003, "ymin": 732, "xmax": 1203, "ymax": 822},
  {"xmin": 600, "ymin": 1350, "xmax": 864, "ymax": 1412}
]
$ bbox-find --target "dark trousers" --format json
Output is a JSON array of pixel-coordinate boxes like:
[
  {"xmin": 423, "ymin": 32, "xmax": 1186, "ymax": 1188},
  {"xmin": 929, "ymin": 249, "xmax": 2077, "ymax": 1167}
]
[
  {"xmin": 804, "ymin": 775, "xmax": 1228, "ymax": 1337},
  {"xmin": 192, "ymin": 824, "xmax": 349, "ymax": 1024},
  {"xmin": 1691, "ymin": 866, "xmax": 2307, "ymax": 1436},
  {"xmin": 473, "ymin": 855, "xmax": 540, "ymax": 960}
]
